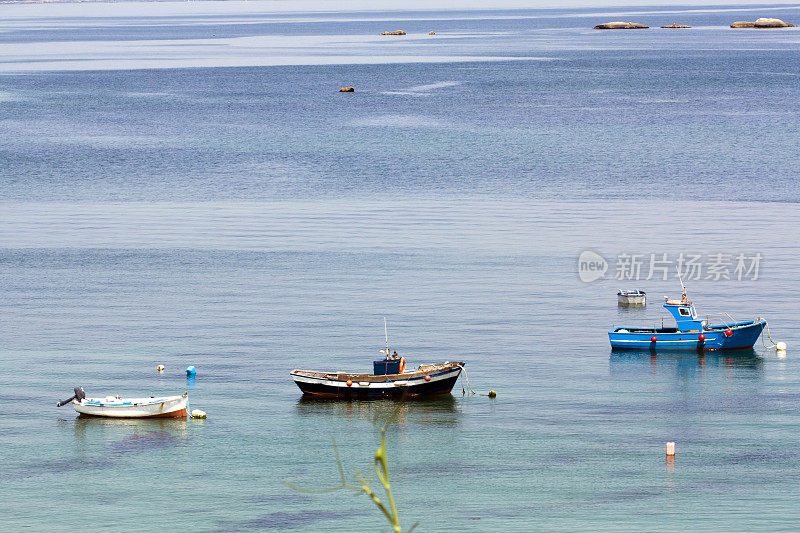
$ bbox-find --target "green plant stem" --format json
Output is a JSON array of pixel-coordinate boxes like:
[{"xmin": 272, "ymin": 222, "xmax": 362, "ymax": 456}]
[{"xmin": 374, "ymin": 426, "xmax": 400, "ymax": 532}]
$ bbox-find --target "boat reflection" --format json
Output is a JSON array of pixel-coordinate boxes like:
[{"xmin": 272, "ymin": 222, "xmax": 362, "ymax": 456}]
[
  {"xmin": 615, "ymin": 304, "xmax": 648, "ymax": 318},
  {"xmin": 610, "ymin": 348, "xmax": 763, "ymax": 377},
  {"xmin": 74, "ymin": 416, "xmax": 188, "ymax": 452},
  {"xmin": 294, "ymin": 394, "xmax": 461, "ymax": 427}
]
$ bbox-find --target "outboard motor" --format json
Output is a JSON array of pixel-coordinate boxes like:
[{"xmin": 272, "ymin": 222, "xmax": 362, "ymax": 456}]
[{"xmin": 57, "ymin": 386, "xmax": 85, "ymax": 407}]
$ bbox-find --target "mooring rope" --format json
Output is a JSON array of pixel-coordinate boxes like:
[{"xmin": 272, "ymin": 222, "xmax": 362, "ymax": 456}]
[
  {"xmin": 457, "ymin": 364, "xmax": 476, "ymax": 395},
  {"xmin": 761, "ymin": 321, "xmax": 780, "ymax": 349},
  {"xmin": 457, "ymin": 364, "xmax": 496, "ymax": 397}
]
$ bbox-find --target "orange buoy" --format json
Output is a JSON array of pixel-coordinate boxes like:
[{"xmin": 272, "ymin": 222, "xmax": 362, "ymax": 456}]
[
  {"xmin": 424, "ymin": 375, "xmax": 431, "ymax": 381},
  {"xmin": 346, "ymin": 380, "xmax": 352, "ymax": 387},
  {"xmin": 651, "ymin": 336, "xmax": 657, "ymax": 342},
  {"xmin": 724, "ymin": 329, "xmax": 733, "ymax": 337},
  {"xmin": 398, "ymin": 357, "xmax": 405, "ymax": 373},
  {"xmin": 698, "ymin": 334, "xmax": 705, "ymax": 341}
]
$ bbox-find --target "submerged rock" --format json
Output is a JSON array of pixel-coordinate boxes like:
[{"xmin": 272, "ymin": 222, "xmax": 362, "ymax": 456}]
[
  {"xmin": 754, "ymin": 18, "xmax": 795, "ymax": 28},
  {"xmin": 593, "ymin": 22, "xmax": 649, "ymax": 29},
  {"xmin": 661, "ymin": 24, "xmax": 691, "ymax": 28},
  {"xmin": 730, "ymin": 21, "xmax": 755, "ymax": 28},
  {"xmin": 380, "ymin": 30, "xmax": 407, "ymax": 35},
  {"xmin": 338, "ymin": 87, "xmax": 354, "ymax": 93}
]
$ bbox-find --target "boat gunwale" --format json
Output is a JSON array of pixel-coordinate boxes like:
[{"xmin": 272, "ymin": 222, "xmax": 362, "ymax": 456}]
[
  {"xmin": 75, "ymin": 391, "xmax": 188, "ymax": 407},
  {"xmin": 610, "ymin": 318, "xmax": 765, "ymax": 334}
]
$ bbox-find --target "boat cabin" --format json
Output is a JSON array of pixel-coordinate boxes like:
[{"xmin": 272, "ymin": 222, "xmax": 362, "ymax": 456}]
[
  {"xmin": 663, "ymin": 298, "xmax": 704, "ymax": 332},
  {"xmin": 374, "ymin": 358, "xmax": 402, "ymax": 375}
]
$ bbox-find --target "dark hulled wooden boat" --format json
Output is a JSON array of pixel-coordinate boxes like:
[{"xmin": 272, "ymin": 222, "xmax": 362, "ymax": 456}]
[{"xmin": 290, "ymin": 361, "xmax": 464, "ymax": 399}]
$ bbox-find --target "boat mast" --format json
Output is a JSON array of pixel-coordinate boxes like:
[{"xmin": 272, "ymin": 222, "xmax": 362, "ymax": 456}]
[{"xmin": 384, "ymin": 316, "xmax": 390, "ymax": 357}]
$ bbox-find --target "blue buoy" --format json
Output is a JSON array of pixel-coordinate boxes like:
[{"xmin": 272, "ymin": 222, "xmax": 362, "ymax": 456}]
[{"xmin": 186, "ymin": 366, "xmax": 196, "ymax": 376}]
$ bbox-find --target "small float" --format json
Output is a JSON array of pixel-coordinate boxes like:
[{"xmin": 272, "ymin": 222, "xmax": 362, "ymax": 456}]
[
  {"xmin": 609, "ymin": 282, "xmax": 766, "ymax": 351},
  {"xmin": 57, "ymin": 387, "xmax": 188, "ymax": 418},
  {"xmin": 618, "ymin": 289, "xmax": 646, "ymax": 306}
]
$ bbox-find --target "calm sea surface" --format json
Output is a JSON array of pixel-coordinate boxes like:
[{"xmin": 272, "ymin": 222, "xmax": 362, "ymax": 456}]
[{"xmin": 1, "ymin": 2, "xmax": 799, "ymax": 531}]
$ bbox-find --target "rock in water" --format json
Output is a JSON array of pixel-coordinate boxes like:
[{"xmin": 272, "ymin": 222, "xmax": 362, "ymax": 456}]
[
  {"xmin": 380, "ymin": 30, "xmax": 407, "ymax": 35},
  {"xmin": 730, "ymin": 21, "xmax": 756, "ymax": 28},
  {"xmin": 754, "ymin": 18, "xmax": 795, "ymax": 28},
  {"xmin": 593, "ymin": 22, "xmax": 649, "ymax": 29},
  {"xmin": 339, "ymin": 87, "xmax": 354, "ymax": 93},
  {"xmin": 661, "ymin": 24, "xmax": 691, "ymax": 28}
]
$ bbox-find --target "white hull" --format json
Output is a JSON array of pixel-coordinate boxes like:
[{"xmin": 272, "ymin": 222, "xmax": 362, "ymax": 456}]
[
  {"xmin": 618, "ymin": 292, "xmax": 646, "ymax": 305},
  {"xmin": 73, "ymin": 392, "xmax": 188, "ymax": 418}
]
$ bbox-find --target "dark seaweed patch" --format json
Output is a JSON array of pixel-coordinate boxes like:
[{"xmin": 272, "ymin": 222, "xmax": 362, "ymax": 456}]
[
  {"xmin": 594, "ymin": 487, "xmax": 664, "ymax": 504},
  {"xmin": 110, "ymin": 430, "xmax": 183, "ymax": 453},
  {"xmin": 0, "ymin": 456, "xmax": 116, "ymax": 480},
  {"xmin": 229, "ymin": 510, "xmax": 364, "ymax": 530},
  {"xmin": 544, "ymin": 453, "xmax": 581, "ymax": 465},
  {"xmin": 244, "ymin": 494, "xmax": 312, "ymax": 505},
  {"xmin": 707, "ymin": 449, "xmax": 797, "ymax": 466}
]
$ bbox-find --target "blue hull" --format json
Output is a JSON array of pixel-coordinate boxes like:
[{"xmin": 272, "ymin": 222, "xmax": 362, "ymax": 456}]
[{"xmin": 609, "ymin": 320, "xmax": 766, "ymax": 351}]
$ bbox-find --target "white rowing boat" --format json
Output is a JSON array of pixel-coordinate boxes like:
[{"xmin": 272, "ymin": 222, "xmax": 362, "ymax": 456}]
[
  {"xmin": 58, "ymin": 388, "xmax": 188, "ymax": 418},
  {"xmin": 617, "ymin": 289, "xmax": 646, "ymax": 306}
]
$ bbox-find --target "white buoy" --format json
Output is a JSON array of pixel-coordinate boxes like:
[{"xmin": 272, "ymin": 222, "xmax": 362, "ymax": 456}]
[
  {"xmin": 776, "ymin": 342, "xmax": 787, "ymax": 351},
  {"xmin": 157, "ymin": 364, "xmax": 165, "ymax": 372},
  {"xmin": 666, "ymin": 442, "xmax": 676, "ymax": 456},
  {"xmin": 191, "ymin": 409, "xmax": 207, "ymax": 419}
]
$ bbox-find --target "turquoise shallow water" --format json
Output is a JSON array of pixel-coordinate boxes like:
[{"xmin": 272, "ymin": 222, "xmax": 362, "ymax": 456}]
[{"xmin": 1, "ymin": 3, "xmax": 800, "ymax": 531}]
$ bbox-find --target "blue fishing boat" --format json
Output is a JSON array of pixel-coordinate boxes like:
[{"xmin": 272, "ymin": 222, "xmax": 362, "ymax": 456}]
[{"xmin": 609, "ymin": 284, "xmax": 766, "ymax": 351}]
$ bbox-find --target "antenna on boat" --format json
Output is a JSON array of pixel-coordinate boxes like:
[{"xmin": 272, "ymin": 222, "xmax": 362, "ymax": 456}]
[
  {"xmin": 676, "ymin": 266, "xmax": 688, "ymax": 303},
  {"xmin": 383, "ymin": 316, "xmax": 389, "ymax": 357}
]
